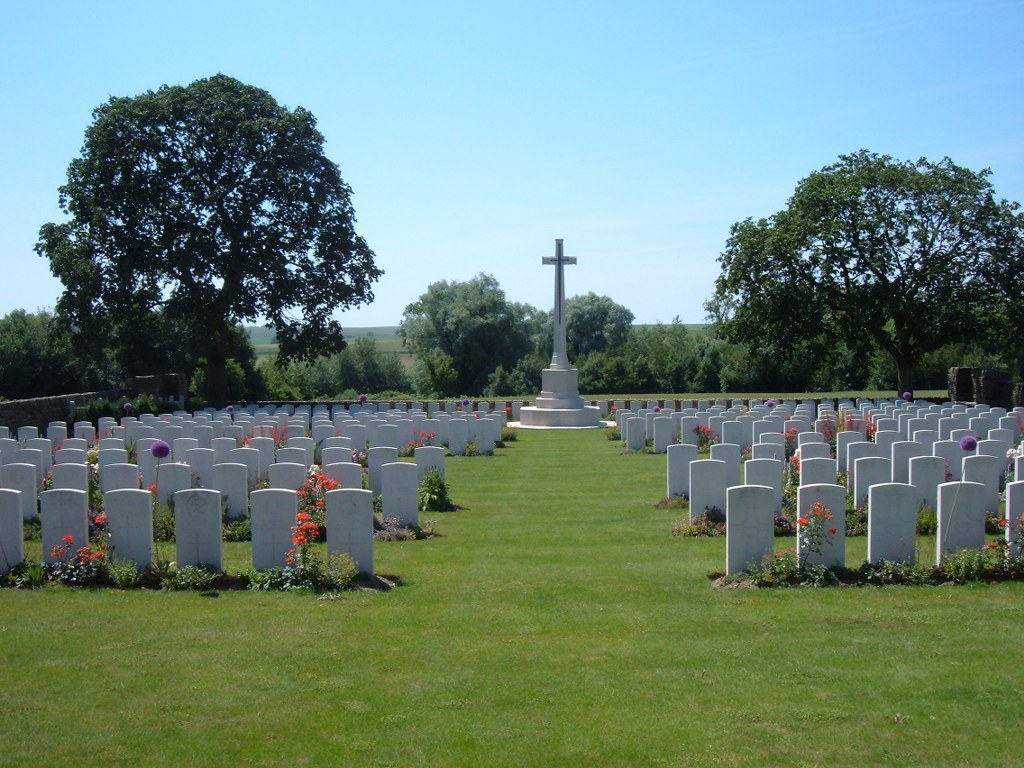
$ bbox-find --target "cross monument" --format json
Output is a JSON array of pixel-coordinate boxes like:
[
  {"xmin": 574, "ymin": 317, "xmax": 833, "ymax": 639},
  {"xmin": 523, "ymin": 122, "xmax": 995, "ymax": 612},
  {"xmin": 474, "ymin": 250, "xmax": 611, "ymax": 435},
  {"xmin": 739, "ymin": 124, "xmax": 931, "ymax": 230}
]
[
  {"xmin": 517, "ymin": 238, "xmax": 602, "ymax": 428},
  {"xmin": 543, "ymin": 238, "xmax": 575, "ymax": 370}
]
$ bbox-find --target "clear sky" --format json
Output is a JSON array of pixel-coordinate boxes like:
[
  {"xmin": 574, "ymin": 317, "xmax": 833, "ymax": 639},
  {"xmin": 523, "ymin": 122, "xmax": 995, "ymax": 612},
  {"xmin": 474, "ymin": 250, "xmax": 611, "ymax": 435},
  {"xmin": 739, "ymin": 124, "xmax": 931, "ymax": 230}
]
[{"xmin": 2, "ymin": 1, "xmax": 1023, "ymax": 327}]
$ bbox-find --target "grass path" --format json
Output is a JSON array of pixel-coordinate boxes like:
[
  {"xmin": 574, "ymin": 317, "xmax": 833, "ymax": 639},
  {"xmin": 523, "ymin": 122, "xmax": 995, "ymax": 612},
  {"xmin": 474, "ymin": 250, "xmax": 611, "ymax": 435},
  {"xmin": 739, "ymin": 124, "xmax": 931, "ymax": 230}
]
[{"xmin": 1, "ymin": 428, "xmax": 1023, "ymax": 767}]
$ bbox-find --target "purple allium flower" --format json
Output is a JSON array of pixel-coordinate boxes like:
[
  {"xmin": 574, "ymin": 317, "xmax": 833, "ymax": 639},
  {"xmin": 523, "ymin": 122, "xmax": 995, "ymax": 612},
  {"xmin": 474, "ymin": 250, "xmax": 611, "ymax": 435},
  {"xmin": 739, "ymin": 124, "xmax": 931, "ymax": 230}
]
[
  {"xmin": 358, "ymin": 393, "xmax": 367, "ymax": 403},
  {"xmin": 226, "ymin": 404, "xmax": 234, "ymax": 414},
  {"xmin": 150, "ymin": 439, "xmax": 171, "ymax": 459},
  {"xmin": 653, "ymin": 405, "xmax": 661, "ymax": 413},
  {"xmin": 766, "ymin": 399, "xmax": 776, "ymax": 408},
  {"xmin": 902, "ymin": 391, "xmax": 912, "ymax": 401},
  {"xmin": 462, "ymin": 398, "xmax": 470, "ymax": 406},
  {"xmin": 123, "ymin": 402, "xmax": 133, "ymax": 412},
  {"xmin": 959, "ymin": 435, "xmax": 978, "ymax": 452}
]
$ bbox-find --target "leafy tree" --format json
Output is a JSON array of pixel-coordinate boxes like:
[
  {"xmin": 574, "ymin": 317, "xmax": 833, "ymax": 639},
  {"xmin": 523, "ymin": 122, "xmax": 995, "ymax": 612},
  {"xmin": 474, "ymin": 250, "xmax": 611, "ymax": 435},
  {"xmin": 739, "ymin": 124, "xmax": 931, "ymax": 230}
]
[
  {"xmin": 975, "ymin": 206, "xmax": 1024, "ymax": 386},
  {"xmin": 710, "ymin": 150, "xmax": 1019, "ymax": 394},
  {"xmin": 399, "ymin": 274, "xmax": 535, "ymax": 395},
  {"xmin": 36, "ymin": 74, "xmax": 381, "ymax": 406},
  {"xmin": 0, "ymin": 309, "xmax": 124, "ymax": 398},
  {"xmin": 564, "ymin": 293, "xmax": 635, "ymax": 359}
]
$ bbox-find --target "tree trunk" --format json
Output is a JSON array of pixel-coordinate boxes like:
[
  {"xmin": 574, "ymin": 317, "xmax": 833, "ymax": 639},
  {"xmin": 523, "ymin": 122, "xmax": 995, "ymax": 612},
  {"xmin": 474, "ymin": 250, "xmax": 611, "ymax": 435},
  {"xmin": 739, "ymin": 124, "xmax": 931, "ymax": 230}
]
[
  {"xmin": 896, "ymin": 359, "xmax": 914, "ymax": 399},
  {"xmin": 203, "ymin": 321, "xmax": 231, "ymax": 407}
]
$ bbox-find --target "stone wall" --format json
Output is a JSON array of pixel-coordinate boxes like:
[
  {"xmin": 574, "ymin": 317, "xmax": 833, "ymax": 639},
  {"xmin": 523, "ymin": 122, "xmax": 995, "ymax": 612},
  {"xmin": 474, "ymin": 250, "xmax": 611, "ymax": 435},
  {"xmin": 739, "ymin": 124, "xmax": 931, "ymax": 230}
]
[{"xmin": 0, "ymin": 390, "xmax": 121, "ymax": 432}]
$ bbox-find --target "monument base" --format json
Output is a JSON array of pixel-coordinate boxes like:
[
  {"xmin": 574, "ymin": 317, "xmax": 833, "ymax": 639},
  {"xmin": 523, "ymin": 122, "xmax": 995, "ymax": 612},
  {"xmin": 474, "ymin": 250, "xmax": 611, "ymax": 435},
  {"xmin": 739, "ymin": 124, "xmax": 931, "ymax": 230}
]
[{"xmin": 518, "ymin": 367, "xmax": 603, "ymax": 429}]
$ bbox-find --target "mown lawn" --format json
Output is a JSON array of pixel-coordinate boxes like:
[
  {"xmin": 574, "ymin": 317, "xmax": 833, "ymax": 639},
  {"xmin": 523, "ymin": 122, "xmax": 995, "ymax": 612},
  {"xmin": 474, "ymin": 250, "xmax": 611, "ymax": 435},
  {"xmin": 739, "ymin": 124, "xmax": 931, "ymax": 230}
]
[{"xmin": 1, "ymin": 428, "xmax": 1021, "ymax": 767}]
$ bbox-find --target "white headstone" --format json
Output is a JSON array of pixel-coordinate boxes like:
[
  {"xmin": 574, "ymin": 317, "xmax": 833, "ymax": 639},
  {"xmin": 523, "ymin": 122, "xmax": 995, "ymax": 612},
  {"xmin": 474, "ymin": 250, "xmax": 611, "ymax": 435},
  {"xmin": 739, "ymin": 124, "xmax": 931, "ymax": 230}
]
[
  {"xmin": 867, "ymin": 482, "xmax": 919, "ymax": 564},
  {"xmin": 326, "ymin": 488, "xmax": 374, "ymax": 575},
  {"xmin": 250, "ymin": 488, "xmax": 299, "ymax": 570},
  {"xmin": 40, "ymin": 488, "xmax": 89, "ymax": 564},
  {"xmin": 173, "ymin": 488, "xmax": 223, "ymax": 569},
  {"xmin": 104, "ymin": 488, "xmax": 154, "ymax": 569},
  {"xmin": 936, "ymin": 480, "xmax": 987, "ymax": 564},
  {"xmin": 725, "ymin": 484, "xmax": 775, "ymax": 575},
  {"xmin": 0, "ymin": 489, "xmax": 25, "ymax": 574},
  {"xmin": 381, "ymin": 462, "xmax": 419, "ymax": 527}
]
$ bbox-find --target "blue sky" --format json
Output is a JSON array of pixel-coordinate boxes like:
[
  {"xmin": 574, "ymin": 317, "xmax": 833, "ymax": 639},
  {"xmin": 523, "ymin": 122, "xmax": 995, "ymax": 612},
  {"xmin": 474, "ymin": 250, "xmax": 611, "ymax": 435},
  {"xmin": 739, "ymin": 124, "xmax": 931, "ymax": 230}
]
[{"xmin": 2, "ymin": 0, "xmax": 1023, "ymax": 327}]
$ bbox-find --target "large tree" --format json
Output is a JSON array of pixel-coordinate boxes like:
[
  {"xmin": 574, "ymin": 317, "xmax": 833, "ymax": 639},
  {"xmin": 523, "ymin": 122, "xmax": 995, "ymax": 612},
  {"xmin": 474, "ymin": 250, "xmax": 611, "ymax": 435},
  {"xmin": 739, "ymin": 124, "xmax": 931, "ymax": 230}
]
[
  {"xmin": 36, "ymin": 74, "xmax": 381, "ymax": 405},
  {"xmin": 399, "ymin": 274, "xmax": 536, "ymax": 395},
  {"xmin": 564, "ymin": 292, "xmax": 634, "ymax": 359},
  {"xmin": 709, "ymin": 150, "xmax": 1019, "ymax": 394}
]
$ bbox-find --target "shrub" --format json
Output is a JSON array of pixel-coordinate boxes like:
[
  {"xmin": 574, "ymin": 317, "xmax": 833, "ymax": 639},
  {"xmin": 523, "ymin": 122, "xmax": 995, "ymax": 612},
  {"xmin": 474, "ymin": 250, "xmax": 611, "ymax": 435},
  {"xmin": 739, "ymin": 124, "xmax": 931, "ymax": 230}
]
[
  {"xmin": 860, "ymin": 559, "xmax": 934, "ymax": 586},
  {"xmin": 108, "ymin": 558, "xmax": 144, "ymax": 589},
  {"xmin": 162, "ymin": 564, "xmax": 220, "ymax": 592},
  {"xmin": 418, "ymin": 469, "xmax": 456, "ymax": 512},
  {"xmin": 5, "ymin": 559, "xmax": 48, "ymax": 589},
  {"xmin": 673, "ymin": 513, "xmax": 725, "ymax": 537},
  {"xmin": 222, "ymin": 515, "xmax": 252, "ymax": 542},
  {"xmin": 500, "ymin": 426, "xmax": 518, "ymax": 442},
  {"xmin": 916, "ymin": 504, "xmax": 938, "ymax": 535}
]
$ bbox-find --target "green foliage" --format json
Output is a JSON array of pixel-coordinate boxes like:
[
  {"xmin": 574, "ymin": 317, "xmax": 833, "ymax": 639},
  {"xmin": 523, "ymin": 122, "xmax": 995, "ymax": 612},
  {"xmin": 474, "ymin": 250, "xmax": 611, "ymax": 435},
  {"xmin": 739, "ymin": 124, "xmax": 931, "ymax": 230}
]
[
  {"xmin": 710, "ymin": 150, "xmax": 1024, "ymax": 393},
  {"xmin": 860, "ymin": 559, "xmax": 934, "ymax": 586},
  {"xmin": 418, "ymin": 469, "xmax": 456, "ymax": 512},
  {"xmin": 373, "ymin": 516, "xmax": 436, "ymax": 541},
  {"xmin": 161, "ymin": 564, "xmax": 221, "ymax": 592},
  {"xmin": 4, "ymin": 559, "xmax": 48, "ymax": 589},
  {"xmin": 107, "ymin": 558, "xmax": 144, "ymax": 589},
  {"xmin": 246, "ymin": 552, "xmax": 357, "ymax": 592},
  {"xmin": 673, "ymin": 512, "xmax": 725, "ymax": 537},
  {"xmin": 222, "ymin": 515, "xmax": 252, "ymax": 542},
  {"xmin": 36, "ymin": 74, "xmax": 381, "ymax": 405},
  {"xmin": 564, "ymin": 292, "xmax": 634, "ymax": 359},
  {"xmin": 917, "ymin": 504, "xmax": 939, "ymax": 535},
  {"xmin": 399, "ymin": 274, "xmax": 537, "ymax": 395}
]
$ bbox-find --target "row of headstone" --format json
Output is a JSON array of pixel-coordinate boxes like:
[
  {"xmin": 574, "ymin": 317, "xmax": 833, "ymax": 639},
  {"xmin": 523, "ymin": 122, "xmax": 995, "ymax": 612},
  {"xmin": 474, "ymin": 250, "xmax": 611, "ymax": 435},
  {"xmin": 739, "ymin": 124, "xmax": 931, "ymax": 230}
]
[
  {"xmin": 0, "ymin": 484, "xmax": 377, "ymax": 577},
  {"xmin": 724, "ymin": 478, "xmax": 1024, "ymax": 575}
]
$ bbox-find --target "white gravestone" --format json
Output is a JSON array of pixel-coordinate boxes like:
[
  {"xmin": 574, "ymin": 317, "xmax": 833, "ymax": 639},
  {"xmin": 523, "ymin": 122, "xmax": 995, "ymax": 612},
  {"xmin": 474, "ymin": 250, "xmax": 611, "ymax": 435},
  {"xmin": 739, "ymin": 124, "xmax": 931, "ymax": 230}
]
[
  {"xmin": 0, "ymin": 489, "xmax": 25, "ymax": 575},
  {"xmin": 1, "ymin": 463, "xmax": 38, "ymax": 521},
  {"xmin": 1005, "ymin": 480, "xmax": 1024, "ymax": 557},
  {"xmin": 268, "ymin": 462, "xmax": 307, "ymax": 490},
  {"xmin": 725, "ymin": 484, "xmax": 775, "ymax": 575},
  {"xmin": 743, "ymin": 458, "xmax": 784, "ymax": 513},
  {"xmin": 415, "ymin": 446, "xmax": 446, "ymax": 483},
  {"xmin": 210, "ymin": 462, "xmax": 249, "ymax": 519},
  {"xmin": 666, "ymin": 443, "xmax": 697, "ymax": 499},
  {"xmin": 322, "ymin": 462, "xmax": 364, "ymax": 489},
  {"xmin": 796, "ymin": 483, "xmax": 846, "ymax": 569},
  {"xmin": 173, "ymin": 488, "xmax": 223, "ymax": 570},
  {"xmin": 381, "ymin": 462, "xmax": 419, "ymax": 528},
  {"xmin": 40, "ymin": 488, "xmax": 89, "ymax": 565},
  {"xmin": 689, "ymin": 459, "xmax": 727, "ymax": 522},
  {"xmin": 867, "ymin": 482, "xmax": 919, "ymax": 564},
  {"xmin": 104, "ymin": 488, "xmax": 154, "ymax": 569},
  {"xmin": 936, "ymin": 480, "xmax": 987, "ymax": 564},
  {"xmin": 909, "ymin": 455, "xmax": 945, "ymax": 510},
  {"xmin": 250, "ymin": 488, "xmax": 299, "ymax": 570},
  {"xmin": 101, "ymin": 463, "xmax": 141, "ymax": 492},
  {"xmin": 50, "ymin": 462, "xmax": 88, "ymax": 491},
  {"xmin": 326, "ymin": 488, "xmax": 374, "ymax": 576},
  {"xmin": 367, "ymin": 447, "xmax": 399, "ymax": 496}
]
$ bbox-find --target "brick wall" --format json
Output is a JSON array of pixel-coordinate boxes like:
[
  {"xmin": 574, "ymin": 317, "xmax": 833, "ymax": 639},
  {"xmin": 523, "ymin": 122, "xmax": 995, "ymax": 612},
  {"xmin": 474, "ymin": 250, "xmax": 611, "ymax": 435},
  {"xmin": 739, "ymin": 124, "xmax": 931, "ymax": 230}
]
[{"xmin": 0, "ymin": 390, "xmax": 122, "ymax": 432}]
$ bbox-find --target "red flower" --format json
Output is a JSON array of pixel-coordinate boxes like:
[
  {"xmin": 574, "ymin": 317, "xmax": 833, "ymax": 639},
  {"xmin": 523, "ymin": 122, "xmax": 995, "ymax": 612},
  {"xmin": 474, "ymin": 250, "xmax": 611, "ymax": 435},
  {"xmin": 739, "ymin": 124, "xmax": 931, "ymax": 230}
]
[
  {"xmin": 797, "ymin": 517, "xmax": 809, "ymax": 526},
  {"xmin": 828, "ymin": 528, "xmax": 838, "ymax": 536},
  {"xmin": 61, "ymin": 534, "xmax": 74, "ymax": 546},
  {"xmin": 94, "ymin": 514, "xmax": 108, "ymax": 525}
]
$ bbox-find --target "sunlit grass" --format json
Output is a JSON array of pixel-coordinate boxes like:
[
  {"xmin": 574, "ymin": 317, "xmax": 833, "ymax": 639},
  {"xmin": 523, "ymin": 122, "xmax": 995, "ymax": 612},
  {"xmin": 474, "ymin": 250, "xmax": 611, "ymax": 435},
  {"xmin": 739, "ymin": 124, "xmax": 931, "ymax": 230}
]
[{"xmin": 2, "ymin": 429, "xmax": 1021, "ymax": 767}]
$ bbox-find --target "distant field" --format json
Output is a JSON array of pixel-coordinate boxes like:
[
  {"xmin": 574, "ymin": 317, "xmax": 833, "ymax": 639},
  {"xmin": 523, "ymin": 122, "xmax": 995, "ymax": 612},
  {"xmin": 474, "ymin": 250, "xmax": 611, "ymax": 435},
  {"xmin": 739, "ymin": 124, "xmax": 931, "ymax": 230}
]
[
  {"xmin": 248, "ymin": 323, "xmax": 707, "ymax": 360},
  {"xmin": 247, "ymin": 326, "xmax": 406, "ymax": 360}
]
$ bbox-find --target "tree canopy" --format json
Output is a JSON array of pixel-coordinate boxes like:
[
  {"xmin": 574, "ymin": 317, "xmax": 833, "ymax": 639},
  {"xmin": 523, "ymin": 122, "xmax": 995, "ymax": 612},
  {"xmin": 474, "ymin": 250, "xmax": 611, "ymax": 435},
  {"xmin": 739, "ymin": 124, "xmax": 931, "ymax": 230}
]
[
  {"xmin": 399, "ymin": 274, "xmax": 537, "ymax": 396},
  {"xmin": 36, "ymin": 74, "xmax": 381, "ymax": 405},
  {"xmin": 709, "ymin": 150, "xmax": 1023, "ymax": 394}
]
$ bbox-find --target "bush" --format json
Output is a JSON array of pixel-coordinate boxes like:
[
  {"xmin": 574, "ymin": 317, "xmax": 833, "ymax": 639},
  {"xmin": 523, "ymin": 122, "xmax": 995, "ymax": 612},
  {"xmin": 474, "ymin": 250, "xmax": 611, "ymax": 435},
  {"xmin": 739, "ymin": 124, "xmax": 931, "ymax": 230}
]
[
  {"xmin": 916, "ymin": 504, "xmax": 938, "ymax": 535},
  {"xmin": 108, "ymin": 558, "xmax": 144, "ymax": 589},
  {"xmin": 222, "ymin": 515, "xmax": 252, "ymax": 542},
  {"xmin": 418, "ymin": 469, "xmax": 456, "ymax": 512},
  {"xmin": 162, "ymin": 564, "xmax": 221, "ymax": 592}
]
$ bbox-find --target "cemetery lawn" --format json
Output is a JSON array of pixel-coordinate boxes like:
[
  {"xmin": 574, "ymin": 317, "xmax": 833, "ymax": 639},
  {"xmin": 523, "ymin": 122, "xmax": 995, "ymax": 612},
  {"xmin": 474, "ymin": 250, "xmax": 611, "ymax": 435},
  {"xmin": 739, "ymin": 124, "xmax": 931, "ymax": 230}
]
[{"xmin": 2, "ymin": 430, "xmax": 1022, "ymax": 767}]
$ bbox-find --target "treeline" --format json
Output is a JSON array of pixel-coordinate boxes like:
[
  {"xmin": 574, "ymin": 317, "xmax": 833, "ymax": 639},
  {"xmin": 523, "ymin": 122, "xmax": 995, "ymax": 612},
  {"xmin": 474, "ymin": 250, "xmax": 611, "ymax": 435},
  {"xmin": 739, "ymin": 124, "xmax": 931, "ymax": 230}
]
[{"xmin": 0, "ymin": 279, "xmax": 993, "ymax": 406}]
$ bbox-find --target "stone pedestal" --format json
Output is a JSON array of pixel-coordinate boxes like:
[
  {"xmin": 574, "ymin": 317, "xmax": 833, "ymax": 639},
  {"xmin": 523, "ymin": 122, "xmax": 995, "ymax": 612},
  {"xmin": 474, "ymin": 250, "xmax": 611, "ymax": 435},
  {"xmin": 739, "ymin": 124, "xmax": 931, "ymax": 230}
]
[{"xmin": 519, "ymin": 368, "xmax": 602, "ymax": 428}]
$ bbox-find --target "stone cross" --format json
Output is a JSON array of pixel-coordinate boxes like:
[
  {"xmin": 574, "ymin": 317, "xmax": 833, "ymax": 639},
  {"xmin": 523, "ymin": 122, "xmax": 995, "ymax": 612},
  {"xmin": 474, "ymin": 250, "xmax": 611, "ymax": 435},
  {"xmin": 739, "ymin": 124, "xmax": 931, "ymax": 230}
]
[{"xmin": 542, "ymin": 238, "xmax": 576, "ymax": 370}]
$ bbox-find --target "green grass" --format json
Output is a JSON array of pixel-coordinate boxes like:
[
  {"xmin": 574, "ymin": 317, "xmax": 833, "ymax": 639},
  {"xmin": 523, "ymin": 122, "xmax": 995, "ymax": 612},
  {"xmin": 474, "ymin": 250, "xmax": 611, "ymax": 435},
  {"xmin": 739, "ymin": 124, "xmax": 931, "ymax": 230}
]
[{"xmin": 2, "ymin": 430, "xmax": 1022, "ymax": 767}]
